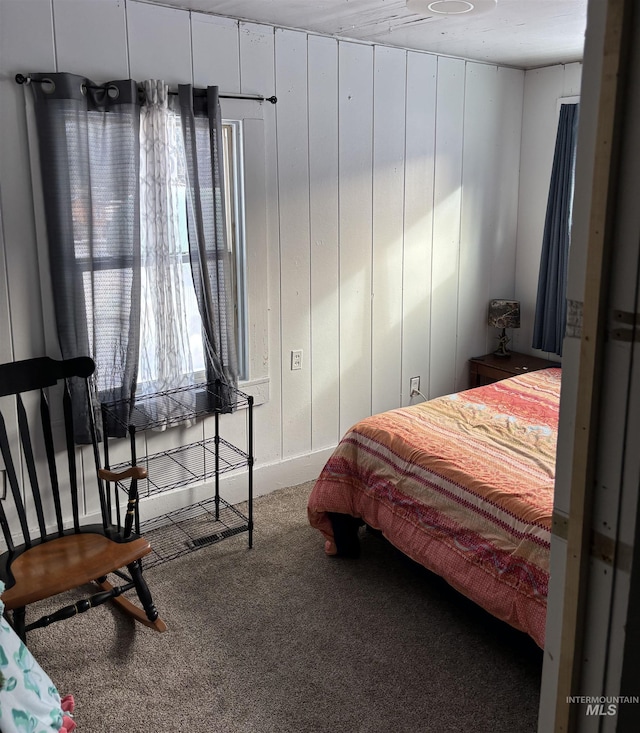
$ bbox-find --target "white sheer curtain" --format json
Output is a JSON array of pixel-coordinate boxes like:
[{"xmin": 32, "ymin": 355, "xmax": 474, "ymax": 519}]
[{"xmin": 138, "ymin": 80, "xmax": 193, "ymax": 393}]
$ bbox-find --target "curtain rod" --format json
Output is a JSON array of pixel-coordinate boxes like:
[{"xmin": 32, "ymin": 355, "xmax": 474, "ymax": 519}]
[{"xmin": 14, "ymin": 74, "xmax": 277, "ymax": 104}]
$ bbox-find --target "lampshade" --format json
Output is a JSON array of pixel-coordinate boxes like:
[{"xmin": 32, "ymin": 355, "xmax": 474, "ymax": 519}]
[{"xmin": 488, "ymin": 300, "xmax": 520, "ymax": 329}]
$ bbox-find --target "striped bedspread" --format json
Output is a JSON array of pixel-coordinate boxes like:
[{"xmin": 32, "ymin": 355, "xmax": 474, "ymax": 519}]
[{"xmin": 307, "ymin": 368, "xmax": 561, "ymax": 648}]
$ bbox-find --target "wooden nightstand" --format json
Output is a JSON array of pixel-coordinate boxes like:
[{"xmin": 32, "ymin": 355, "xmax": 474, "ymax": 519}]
[{"xmin": 469, "ymin": 352, "xmax": 561, "ymax": 388}]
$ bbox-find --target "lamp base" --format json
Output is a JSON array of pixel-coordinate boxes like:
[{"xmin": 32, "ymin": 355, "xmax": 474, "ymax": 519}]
[{"xmin": 493, "ymin": 328, "xmax": 511, "ymax": 357}]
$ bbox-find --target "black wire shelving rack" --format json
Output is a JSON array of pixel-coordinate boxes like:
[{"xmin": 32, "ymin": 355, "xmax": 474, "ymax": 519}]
[{"xmin": 100, "ymin": 381, "xmax": 254, "ymax": 568}]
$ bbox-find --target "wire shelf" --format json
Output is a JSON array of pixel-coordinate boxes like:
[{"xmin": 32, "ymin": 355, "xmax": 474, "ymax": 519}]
[
  {"xmin": 101, "ymin": 381, "xmax": 252, "ymax": 433},
  {"xmin": 140, "ymin": 497, "xmax": 250, "ymax": 569},
  {"xmin": 100, "ymin": 379, "xmax": 254, "ymax": 568},
  {"xmin": 113, "ymin": 436, "xmax": 248, "ymax": 497}
]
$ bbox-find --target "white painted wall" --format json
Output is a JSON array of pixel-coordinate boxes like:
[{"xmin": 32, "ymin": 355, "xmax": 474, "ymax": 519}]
[
  {"xmin": 0, "ymin": 0, "xmax": 523, "ymax": 521},
  {"xmin": 514, "ymin": 61, "xmax": 583, "ymax": 359}
]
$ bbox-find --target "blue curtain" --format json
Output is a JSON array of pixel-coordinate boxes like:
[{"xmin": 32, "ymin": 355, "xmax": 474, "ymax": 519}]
[{"xmin": 532, "ymin": 103, "xmax": 579, "ymax": 356}]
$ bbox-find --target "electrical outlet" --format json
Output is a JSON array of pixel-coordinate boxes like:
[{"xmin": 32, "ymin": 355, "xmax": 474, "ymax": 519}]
[
  {"xmin": 410, "ymin": 376, "xmax": 421, "ymax": 396},
  {"xmin": 291, "ymin": 349, "xmax": 303, "ymax": 370}
]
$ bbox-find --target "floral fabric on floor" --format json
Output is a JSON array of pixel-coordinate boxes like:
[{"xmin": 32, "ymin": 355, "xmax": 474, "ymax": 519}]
[{"xmin": 0, "ymin": 582, "xmax": 76, "ymax": 732}]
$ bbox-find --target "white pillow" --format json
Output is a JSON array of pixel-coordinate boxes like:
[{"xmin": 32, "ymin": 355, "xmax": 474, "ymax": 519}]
[{"xmin": 0, "ymin": 582, "xmax": 66, "ymax": 733}]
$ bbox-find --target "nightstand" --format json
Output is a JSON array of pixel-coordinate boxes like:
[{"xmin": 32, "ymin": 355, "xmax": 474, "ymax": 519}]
[{"xmin": 468, "ymin": 352, "xmax": 561, "ymax": 388}]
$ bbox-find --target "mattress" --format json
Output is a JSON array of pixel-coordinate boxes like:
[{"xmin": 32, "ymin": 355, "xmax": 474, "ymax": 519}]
[{"xmin": 307, "ymin": 368, "xmax": 561, "ymax": 648}]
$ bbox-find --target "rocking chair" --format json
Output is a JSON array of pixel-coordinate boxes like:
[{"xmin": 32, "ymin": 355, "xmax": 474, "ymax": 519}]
[{"xmin": 0, "ymin": 356, "xmax": 166, "ymax": 643}]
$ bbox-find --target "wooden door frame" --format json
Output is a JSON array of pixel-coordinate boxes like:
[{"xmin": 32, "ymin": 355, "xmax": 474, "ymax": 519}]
[{"xmin": 553, "ymin": 1, "xmax": 634, "ymax": 730}]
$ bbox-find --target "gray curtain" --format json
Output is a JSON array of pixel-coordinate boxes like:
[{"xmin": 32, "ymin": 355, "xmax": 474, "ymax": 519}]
[
  {"xmin": 177, "ymin": 85, "xmax": 238, "ymax": 410},
  {"xmin": 532, "ymin": 103, "xmax": 579, "ymax": 356},
  {"xmin": 31, "ymin": 72, "xmax": 141, "ymax": 440}
]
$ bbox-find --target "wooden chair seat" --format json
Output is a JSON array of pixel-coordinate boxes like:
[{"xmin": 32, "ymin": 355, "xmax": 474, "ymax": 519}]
[{"xmin": 2, "ymin": 533, "xmax": 151, "ymax": 610}]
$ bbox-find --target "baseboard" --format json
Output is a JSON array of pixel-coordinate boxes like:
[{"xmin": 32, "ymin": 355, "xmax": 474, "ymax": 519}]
[
  {"xmin": 135, "ymin": 445, "xmax": 335, "ymax": 522},
  {"xmin": 1, "ymin": 447, "xmax": 336, "ymax": 550}
]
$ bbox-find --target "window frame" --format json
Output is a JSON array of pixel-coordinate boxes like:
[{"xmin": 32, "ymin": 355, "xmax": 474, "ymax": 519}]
[
  {"xmin": 218, "ymin": 98, "xmax": 270, "ymax": 405},
  {"xmin": 221, "ymin": 118, "xmax": 248, "ymax": 382}
]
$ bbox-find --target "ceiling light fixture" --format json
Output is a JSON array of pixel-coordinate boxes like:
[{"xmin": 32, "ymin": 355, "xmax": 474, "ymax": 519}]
[{"xmin": 406, "ymin": 0, "xmax": 497, "ymax": 16}]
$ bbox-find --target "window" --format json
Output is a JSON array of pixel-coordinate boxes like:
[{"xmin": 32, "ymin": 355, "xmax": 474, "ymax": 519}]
[
  {"xmin": 217, "ymin": 97, "xmax": 270, "ymax": 403},
  {"xmin": 29, "ymin": 75, "xmax": 269, "ymax": 439},
  {"xmin": 222, "ymin": 121, "xmax": 248, "ymax": 382},
  {"xmin": 137, "ymin": 117, "xmax": 248, "ymax": 388}
]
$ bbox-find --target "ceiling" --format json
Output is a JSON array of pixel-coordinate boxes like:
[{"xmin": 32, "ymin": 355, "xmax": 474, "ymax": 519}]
[{"xmin": 143, "ymin": 0, "xmax": 587, "ymax": 69}]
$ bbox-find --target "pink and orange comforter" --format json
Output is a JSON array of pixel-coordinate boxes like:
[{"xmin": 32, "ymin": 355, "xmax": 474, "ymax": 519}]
[{"xmin": 308, "ymin": 368, "xmax": 561, "ymax": 648}]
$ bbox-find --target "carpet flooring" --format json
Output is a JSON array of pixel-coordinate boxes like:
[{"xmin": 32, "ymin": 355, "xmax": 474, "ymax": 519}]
[{"xmin": 25, "ymin": 481, "xmax": 542, "ymax": 732}]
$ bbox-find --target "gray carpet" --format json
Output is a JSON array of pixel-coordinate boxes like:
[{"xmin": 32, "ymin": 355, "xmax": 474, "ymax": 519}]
[{"xmin": 27, "ymin": 481, "xmax": 542, "ymax": 732}]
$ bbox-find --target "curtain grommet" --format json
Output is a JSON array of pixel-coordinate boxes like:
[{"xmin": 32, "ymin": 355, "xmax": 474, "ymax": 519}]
[{"xmin": 41, "ymin": 78, "xmax": 55, "ymax": 94}]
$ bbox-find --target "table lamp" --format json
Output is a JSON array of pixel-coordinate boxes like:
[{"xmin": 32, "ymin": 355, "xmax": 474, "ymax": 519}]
[{"xmin": 488, "ymin": 299, "xmax": 520, "ymax": 357}]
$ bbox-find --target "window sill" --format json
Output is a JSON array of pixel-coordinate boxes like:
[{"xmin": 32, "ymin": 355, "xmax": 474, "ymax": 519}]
[{"xmin": 238, "ymin": 376, "xmax": 269, "ymax": 407}]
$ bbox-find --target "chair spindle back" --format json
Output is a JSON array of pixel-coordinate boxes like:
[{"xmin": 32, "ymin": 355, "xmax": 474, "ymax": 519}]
[{"xmin": 0, "ymin": 356, "xmax": 100, "ymax": 552}]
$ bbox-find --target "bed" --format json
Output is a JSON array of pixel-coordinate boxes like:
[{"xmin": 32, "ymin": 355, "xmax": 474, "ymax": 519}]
[{"xmin": 307, "ymin": 367, "xmax": 561, "ymax": 649}]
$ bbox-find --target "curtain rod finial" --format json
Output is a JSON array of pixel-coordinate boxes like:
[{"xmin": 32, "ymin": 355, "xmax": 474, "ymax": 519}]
[
  {"xmin": 266, "ymin": 95, "xmax": 277, "ymax": 104},
  {"xmin": 15, "ymin": 73, "xmax": 29, "ymax": 85}
]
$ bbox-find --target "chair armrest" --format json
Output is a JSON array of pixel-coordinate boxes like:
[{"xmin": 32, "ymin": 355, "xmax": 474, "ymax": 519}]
[{"xmin": 98, "ymin": 466, "xmax": 147, "ymax": 482}]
